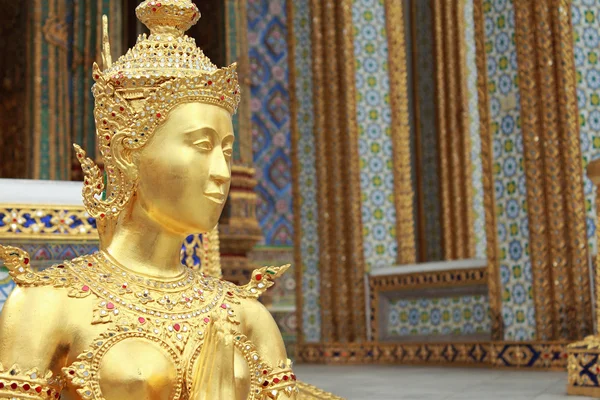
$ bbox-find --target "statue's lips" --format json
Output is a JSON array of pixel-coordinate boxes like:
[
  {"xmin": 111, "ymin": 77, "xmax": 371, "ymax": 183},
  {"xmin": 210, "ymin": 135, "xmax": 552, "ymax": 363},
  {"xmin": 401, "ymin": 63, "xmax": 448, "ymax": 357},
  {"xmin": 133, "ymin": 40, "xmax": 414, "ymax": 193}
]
[{"xmin": 204, "ymin": 192, "xmax": 226, "ymax": 204}]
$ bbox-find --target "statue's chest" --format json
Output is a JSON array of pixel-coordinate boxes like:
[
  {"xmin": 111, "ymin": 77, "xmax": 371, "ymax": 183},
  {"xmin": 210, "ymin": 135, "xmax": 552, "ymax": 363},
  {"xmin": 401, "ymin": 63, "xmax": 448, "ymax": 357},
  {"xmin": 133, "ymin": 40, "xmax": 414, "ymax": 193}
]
[{"xmin": 58, "ymin": 254, "xmax": 249, "ymax": 400}]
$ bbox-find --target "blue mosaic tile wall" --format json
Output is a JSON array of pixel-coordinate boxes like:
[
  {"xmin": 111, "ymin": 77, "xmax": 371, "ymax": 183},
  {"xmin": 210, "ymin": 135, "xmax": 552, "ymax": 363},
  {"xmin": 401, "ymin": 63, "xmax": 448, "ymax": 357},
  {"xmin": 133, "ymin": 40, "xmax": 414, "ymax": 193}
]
[
  {"xmin": 247, "ymin": 0, "xmax": 294, "ymax": 246},
  {"xmin": 352, "ymin": 0, "xmax": 398, "ymax": 270},
  {"xmin": 483, "ymin": 0, "xmax": 536, "ymax": 340},
  {"xmin": 387, "ymin": 295, "xmax": 491, "ymax": 338}
]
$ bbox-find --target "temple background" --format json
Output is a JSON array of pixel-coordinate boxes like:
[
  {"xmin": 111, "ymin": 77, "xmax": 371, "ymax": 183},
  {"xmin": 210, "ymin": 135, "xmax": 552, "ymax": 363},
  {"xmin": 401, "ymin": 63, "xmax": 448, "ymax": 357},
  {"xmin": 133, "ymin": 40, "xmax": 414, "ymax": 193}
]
[{"xmin": 3, "ymin": 0, "xmax": 600, "ymax": 375}]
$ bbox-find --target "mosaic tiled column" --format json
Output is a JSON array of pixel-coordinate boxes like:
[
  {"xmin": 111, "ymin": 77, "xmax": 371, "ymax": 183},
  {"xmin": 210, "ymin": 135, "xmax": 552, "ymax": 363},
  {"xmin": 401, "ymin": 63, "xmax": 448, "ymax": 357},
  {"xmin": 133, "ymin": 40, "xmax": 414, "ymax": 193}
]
[{"xmin": 514, "ymin": 0, "xmax": 591, "ymax": 340}]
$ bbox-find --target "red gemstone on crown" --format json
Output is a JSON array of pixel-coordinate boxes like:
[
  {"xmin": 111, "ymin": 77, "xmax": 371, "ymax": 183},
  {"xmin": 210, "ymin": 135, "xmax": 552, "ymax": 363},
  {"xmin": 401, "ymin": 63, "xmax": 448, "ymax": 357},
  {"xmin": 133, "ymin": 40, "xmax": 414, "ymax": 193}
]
[
  {"xmin": 106, "ymin": 302, "xmax": 115, "ymax": 310},
  {"xmin": 10, "ymin": 383, "xmax": 17, "ymax": 389},
  {"xmin": 122, "ymin": 283, "xmax": 128, "ymax": 289},
  {"xmin": 262, "ymin": 381, "xmax": 269, "ymax": 387},
  {"xmin": 255, "ymin": 274, "xmax": 262, "ymax": 281},
  {"xmin": 138, "ymin": 317, "xmax": 146, "ymax": 324},
  {"xmin": 36, "ymin": 386, "xmax": 42, "ymax": 393},
  {"xmin": 220, "ymin": 304, "xmax": 227, "ymax": 309},
  {"xmin": 57, "ymin": 265, "xmax": 64, "ymax": 269},
  {"xmin": 100, "ymin": 213, "xmax": 106, "ymax": 218},
  {"xmin": 273, "ymin": 378, "xmax": 280, "ymax": 384},
  {"xmin": 291, "ymin": 374, "xmax": 296, "ymax": 380},
  {"xmin": 283, "ymin": 375, "xmax": 289, "ymax": 381},
  {"xmin": 203, "ymin": 317, "xmax": 210, "ymax": 323},
  {"xmin": 208, "ymin": 80, "xmax": 213, "ymax": 85},
  {"xmin": 263, "ymin": 370, "xmax": 268, "ymax": 375},
  {"xmin": 82, "ymin": 285, "xmax": 90, "ymax": 292},
  {"xmin": 174, "ymin": 323, "xmax": 181, "ymax": 332},
  {"xmin": 23, "ymin": 384, "xmax": 30, "ymax": 391},
  {"xmin": 119, "ymin": 107, "xmax": 124, "ymax": 111},
  {"xmin": 24, "ymin": 258, "xmax": 30, "ymax": 265},
  {"xmin": 220, "ymin": 95, "xmax": 225, "ymax": 101}
]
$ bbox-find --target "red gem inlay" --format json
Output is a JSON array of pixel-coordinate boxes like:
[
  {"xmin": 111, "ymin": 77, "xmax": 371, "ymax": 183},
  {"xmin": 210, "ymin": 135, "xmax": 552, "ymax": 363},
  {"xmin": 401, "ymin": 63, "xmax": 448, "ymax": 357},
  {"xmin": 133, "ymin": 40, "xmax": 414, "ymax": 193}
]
[
  {"xmin": 106, "ymin": 302, "xmax": 115, "ymax": 310},
  {"xmin": 262, "ymin": 381, "xmax": 269, "ymax": 387},
  {"xmin": 57, "ymin": 265, "xmax": 65, "ymax": 269},
  {"xmin": 291, "ymin": 374, "xmax": 296, "ymax": 380},
  {"xmin": 10, "ymin": 383, "xmax": 17, "ymax": 389},
  {"xmin": 227, "ymin": 291, "xmax": 233, "ymax": 296},
  {"xmin": 122, "ymin": 283, "xmax": 128, "ymax": 289},
  {"xmin": 220, "ymin": 304, "xmax": 227, "ymax": 309},
  {"xmin": 82, "ymin": 285, "xmax": 90, "ymax": 292},
  {"xmin": 69, "ymin": 370, "xmax": 75, "ymax": 375},
  {"xmin": 23, "ymin": 384, "xmax": 30, "ymax": 391},
  {"xmin": 220, "ymin": 95, "xmax": 225, "ymax": 100},
  {"xmin": 24, "ymin": 258, "xmax": 30, "ymax": 265},
  {"xmin": 36, "ymin": 386, "xmax": 42, "ymax": 393},
  {"xmin": 173, "ymin": 323, "xmax": 181, "ymax": 332},
  {"xmin": 263, "ymin": 370, "xmax": 268, "ymax": 375},
  {"xmin": 255, "ymin": 274, "xmax": 262, "ymax": 281},
  {"xmin": 203, "ymin": 317, "xmax": 210, "ymax": 323},
  {"xmin": 0, "ymin": 383, "xmax": 4, "ymax": 388},
  {"xmin": 273, "ymin": 378, "xmax": 280, "ymax": 384},
  {"xmin": 138, "ymin": 317, "xmax": 146, "ymax": 324}
]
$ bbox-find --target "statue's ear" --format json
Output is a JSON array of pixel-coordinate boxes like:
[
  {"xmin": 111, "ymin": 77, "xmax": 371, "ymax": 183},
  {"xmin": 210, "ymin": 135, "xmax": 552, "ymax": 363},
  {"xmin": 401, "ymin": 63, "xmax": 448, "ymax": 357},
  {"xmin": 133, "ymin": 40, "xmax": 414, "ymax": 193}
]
[{"xmin": 111, "ymin": 136, "xmax": 138, "ymax": 180}]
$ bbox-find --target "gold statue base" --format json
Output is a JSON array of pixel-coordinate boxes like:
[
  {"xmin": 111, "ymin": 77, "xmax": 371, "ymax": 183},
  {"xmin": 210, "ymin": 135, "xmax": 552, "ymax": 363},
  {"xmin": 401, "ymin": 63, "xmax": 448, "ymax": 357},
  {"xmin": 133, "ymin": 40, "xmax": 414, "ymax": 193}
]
[{"xmin": 567, "ymin": 336, "xmax": 600, "ymax": 397}]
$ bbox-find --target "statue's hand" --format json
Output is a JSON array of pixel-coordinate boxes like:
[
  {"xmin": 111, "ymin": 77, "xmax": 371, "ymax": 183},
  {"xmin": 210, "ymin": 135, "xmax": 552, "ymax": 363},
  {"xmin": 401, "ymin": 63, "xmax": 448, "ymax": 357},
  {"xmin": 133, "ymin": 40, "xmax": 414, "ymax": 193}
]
[{"xmin": 190, "ymin": 312, "xmax": 237, "ymax": 400}]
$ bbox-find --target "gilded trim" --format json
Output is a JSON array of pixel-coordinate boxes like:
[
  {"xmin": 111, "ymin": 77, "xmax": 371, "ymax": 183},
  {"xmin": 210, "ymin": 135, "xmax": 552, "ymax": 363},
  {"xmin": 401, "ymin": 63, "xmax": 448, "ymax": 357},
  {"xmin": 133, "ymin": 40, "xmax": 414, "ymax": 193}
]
[
  {"xmin": 457, "ymin": 0, "xmax": 475, "ymax": 259},
  {"xmin": 340, "ymin": 0, "xmax": 367, "ymax": 341},
  {"xmin": 432, "ymin": 0, "xmax": 451, "ymax": 261},
  {"xmin": 310, "ymin": 0, "xmax": 333, "ymax": 343},
  {"xmin": 297, "ymin": 341, "xmax": 569, "ymax": 370},
  {"xmin": 0, "ymin": 205, "xmax": 98, "ymax": 240},
  {"xmin": 384, "ymin": 0, "xmax": 416, "ymax": 265},
  {"xmin": 473, "ymin": 0, "xmax": 503, "ymax": 340},
  {"xmin": 513, "ymin": 0, "xmax": 555, "ymax": 340}
]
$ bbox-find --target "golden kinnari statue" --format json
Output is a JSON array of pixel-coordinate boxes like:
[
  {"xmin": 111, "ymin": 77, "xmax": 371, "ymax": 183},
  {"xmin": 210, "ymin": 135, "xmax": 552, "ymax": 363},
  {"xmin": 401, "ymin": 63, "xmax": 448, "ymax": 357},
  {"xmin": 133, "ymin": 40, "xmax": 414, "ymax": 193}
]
[{"xmin": 0, "ymin": 1, "xmax": 315, "ymax": 399}]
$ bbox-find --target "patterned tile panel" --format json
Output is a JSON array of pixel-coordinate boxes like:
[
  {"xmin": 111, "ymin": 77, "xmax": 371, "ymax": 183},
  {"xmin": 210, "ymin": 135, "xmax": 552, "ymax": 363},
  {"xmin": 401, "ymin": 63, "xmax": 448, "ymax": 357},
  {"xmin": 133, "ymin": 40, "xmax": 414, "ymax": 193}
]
[
  {"xmin": 248, "ymin": 0, "xmax": 294, "ymax": 246},
  {"xmin": 387, "ymin": 295, "xmax": 491, "ymax": 337},
  {"xmin": 483, "ymin": 0, "xmax": 536, "ymax": 340},
  {"xmin": 352, "ymin": 0, "xmax": 398, "ymax": 270},
  {"xmin": 291, "ymin": 0, "xmax": 321, "ymax": 343},
  {"xmin": 572, "ymin": 0, "xmax": 600, "ymax": 256},
  {"xmin": 465, "ymin": 0, "xmax": 487, "ymax": 260}
]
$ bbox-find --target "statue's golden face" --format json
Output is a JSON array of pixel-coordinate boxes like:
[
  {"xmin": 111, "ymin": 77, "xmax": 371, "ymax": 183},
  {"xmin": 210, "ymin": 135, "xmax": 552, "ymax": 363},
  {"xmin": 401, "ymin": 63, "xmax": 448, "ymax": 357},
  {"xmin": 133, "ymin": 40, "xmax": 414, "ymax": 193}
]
[{"xmin": 134, "ymin": 102, "xmax": 234, "ymax": 234}]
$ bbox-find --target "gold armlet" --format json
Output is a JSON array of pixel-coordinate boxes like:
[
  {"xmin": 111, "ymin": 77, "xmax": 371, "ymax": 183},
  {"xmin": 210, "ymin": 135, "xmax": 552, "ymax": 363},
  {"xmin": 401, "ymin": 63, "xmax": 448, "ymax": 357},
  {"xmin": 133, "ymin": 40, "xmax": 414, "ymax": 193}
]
[
  {"xmin": 241, "ymin": 265, "xmax": 291, "ymax": 299},
  {"xmin": 0, "ymin": 363, "xmax": 64, "ymax": 400},
  {"xmin": 258, "ymin": 359, "xmax": 299, "ymax": 399},
  {"xmin": 0, "ymin": 245, "xmax": 75, "ymax": 288}
]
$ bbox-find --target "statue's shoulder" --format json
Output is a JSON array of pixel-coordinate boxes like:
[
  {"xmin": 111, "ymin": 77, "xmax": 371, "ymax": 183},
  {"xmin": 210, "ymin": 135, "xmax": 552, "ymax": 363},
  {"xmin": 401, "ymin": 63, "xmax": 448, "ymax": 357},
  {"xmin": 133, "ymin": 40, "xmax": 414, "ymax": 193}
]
[
  {"xmin": 236, "ymin": 264, "xmax": 291, "ymax": 299},
  {"xmin": 0, "ymin": 245, "xmax": 79, "ymax": 289},
  {"xmin": 192, "ymin": 264, "xmax": 290, "ymax": 300}
]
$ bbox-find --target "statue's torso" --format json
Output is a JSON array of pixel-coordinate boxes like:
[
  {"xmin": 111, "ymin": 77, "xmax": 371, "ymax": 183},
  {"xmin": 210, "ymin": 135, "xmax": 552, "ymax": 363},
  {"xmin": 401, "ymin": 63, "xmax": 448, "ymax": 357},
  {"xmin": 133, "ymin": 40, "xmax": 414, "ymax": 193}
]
[{"xmin": 1, "ymin": 251, "xmax": 291, "ymax": 400}]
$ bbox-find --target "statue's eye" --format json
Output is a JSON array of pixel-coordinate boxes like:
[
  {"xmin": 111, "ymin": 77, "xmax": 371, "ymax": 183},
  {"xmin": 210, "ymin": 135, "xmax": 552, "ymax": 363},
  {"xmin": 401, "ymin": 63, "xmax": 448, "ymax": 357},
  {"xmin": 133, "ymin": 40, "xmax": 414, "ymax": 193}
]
[
  {"xmin": 194, "ymin": 140, "xmax": 213, "ymax": 151},
  {"xmin": 223, "ymin": 148, "xmax": 232, "ymax": 158}
]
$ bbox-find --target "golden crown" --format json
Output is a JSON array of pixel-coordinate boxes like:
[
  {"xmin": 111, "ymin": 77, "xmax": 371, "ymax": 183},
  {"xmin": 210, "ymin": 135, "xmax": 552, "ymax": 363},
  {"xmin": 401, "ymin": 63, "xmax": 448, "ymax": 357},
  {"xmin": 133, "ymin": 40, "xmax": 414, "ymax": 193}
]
[{"xmin": 74, "ymin": 0, "xmax": 241, "ymax": 223}]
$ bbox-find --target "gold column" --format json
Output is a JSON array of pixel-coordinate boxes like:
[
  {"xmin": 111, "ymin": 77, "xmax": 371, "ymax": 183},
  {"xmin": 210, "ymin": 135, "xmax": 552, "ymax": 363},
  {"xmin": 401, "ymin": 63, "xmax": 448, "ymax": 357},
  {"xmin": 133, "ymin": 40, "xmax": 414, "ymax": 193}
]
[
  {"xmin": 514, "ymin": 0, "xmax": 591, "ymax": 340},
  {"xmin": 473, "ymin": 0, "xmax": 503, "ymax": 340},
  {"xmin": 306, "ymin": 0, "xmax": 367, "ymax": 343},
  {"xmin": 384, "ymin": 0, "xmax": 417, "ymax": 265},
  {"xmin": 432, "ymin": 0, "xmax": 475, "ymax": 260}
]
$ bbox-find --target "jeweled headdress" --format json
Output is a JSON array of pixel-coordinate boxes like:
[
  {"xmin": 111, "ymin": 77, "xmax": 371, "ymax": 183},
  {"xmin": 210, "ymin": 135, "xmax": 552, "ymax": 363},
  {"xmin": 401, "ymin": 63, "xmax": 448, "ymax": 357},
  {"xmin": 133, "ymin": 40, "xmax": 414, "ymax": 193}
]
[{"xmin": 75, "ymin": 0, "xmax": 241, "ymax": 224}]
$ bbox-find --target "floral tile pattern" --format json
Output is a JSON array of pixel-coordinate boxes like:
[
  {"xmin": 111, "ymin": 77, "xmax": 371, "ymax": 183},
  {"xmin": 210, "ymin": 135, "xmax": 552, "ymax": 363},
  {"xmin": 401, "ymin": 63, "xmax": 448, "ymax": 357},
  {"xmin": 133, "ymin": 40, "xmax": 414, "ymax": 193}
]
[
  {"xmin": 572, "ymin": 0, "xmax": 599, "ymax": 256},
  {"xmin": 387, "ymin": 295, "xmax": 491, "ymax": 337},
  {"xmin": 248, "ymin": 0, "xmax": 294, "ymax": 246},
  {"xmin": 483, "ymin": 0, "xmax": 536, "ymax": 340},
  {"xmin": 352, "ymin": 0, "xmax": 398, "ymax": 270},
  {"xmin": 291, "ymin": 0, "xmax": 321, "ymax": 343}
]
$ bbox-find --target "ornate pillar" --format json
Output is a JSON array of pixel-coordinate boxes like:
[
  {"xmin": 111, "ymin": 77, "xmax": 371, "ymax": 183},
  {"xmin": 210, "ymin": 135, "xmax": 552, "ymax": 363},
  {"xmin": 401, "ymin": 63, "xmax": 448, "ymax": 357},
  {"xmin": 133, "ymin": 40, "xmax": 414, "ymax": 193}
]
[{"xmin": 218, "ymin": 0, "xmax": 262, "ymax": 284}]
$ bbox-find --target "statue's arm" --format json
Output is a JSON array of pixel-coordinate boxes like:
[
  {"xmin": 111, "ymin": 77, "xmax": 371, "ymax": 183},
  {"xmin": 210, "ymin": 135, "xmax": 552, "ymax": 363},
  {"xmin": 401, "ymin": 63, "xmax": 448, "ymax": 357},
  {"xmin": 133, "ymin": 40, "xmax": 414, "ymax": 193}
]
[
  {"xmin": 243, "ymin": 298, "xmax": 298, "ymax": 399},
  {"xmin": 0, "ymin": 286, "xmax": 68, "ymax": 399}
]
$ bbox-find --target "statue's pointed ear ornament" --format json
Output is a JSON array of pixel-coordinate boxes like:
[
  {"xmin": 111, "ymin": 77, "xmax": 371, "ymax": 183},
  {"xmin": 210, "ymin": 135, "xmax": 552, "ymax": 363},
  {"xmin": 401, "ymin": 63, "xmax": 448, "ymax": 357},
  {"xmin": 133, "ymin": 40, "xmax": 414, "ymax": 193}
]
[{"xmin": 75, "ymin": 0, "xmax": 241, "ymax": 221}]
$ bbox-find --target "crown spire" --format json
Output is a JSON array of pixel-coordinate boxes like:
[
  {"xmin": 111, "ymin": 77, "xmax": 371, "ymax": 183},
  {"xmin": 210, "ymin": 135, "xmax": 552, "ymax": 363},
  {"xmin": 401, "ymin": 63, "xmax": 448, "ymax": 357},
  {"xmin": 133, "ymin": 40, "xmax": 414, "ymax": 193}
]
[{"xmin": 136, "ymin": 0, "xmax": 201, "ymax": 37}]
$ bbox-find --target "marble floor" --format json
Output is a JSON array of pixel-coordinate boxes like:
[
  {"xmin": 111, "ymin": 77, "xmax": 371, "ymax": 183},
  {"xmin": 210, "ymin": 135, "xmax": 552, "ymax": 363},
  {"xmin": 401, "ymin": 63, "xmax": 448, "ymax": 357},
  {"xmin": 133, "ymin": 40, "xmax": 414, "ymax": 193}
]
[{"xmin": 294, "ymin": 365, "xmax": 595, "ymax": 400}]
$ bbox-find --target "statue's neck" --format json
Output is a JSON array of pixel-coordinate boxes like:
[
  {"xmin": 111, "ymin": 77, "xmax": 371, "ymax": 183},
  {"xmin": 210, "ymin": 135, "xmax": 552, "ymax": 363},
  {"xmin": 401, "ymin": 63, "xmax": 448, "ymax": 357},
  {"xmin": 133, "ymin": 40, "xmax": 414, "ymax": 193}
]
[{"xmin": 104, "ymin": 197, "xmax": 187, "ymax": 280}]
